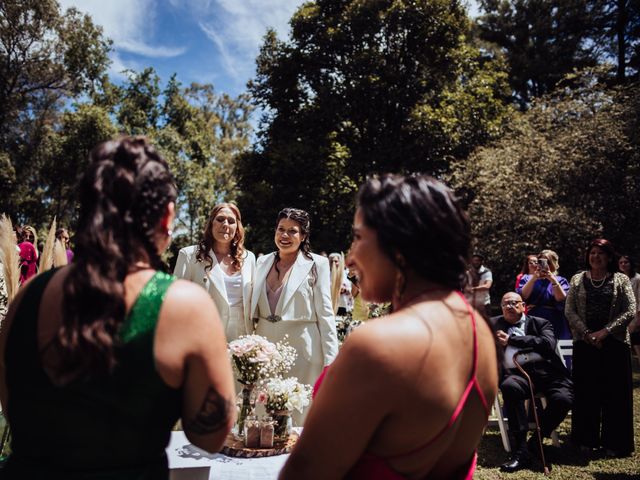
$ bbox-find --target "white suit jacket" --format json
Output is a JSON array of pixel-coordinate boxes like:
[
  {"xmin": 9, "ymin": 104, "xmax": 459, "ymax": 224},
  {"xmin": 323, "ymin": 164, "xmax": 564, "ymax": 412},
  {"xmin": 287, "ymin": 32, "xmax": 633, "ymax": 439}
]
[
  {"xmin": 251, "ymin": 251, "xmax": 339, "ymax": 365},
  {"xmin": 174, "ymin": 245, "xmax": 256, "ymax": 336}
]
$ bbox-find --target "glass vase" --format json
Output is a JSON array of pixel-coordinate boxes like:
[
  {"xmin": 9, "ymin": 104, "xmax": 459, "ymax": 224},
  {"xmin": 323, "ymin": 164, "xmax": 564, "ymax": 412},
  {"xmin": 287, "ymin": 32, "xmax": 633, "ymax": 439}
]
[
  {"xmin": 271, "ymin": 410, "xmax": 292, "ymax": 441},
  {"xmin": 236, "ymin": 383, "xmax": 255, "ymax": 439}
]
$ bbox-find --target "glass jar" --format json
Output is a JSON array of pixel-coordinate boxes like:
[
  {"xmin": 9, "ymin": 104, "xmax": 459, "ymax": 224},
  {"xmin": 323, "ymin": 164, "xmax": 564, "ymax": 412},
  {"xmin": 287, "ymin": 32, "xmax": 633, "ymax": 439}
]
[
  {"xmin": 243, "ymin": 415, "xmax": 260, "ymax": 448},
  {"xmin": 260, "ymin": 416, "xmax": 274, "ymax": 448}
]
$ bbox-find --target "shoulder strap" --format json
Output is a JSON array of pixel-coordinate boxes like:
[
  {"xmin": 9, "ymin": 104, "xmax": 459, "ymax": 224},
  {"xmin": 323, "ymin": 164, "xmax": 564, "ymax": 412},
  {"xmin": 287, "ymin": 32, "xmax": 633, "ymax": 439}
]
[{"xmin": 120, "ymin": 271, "xmax": 175, "ymax": 343}]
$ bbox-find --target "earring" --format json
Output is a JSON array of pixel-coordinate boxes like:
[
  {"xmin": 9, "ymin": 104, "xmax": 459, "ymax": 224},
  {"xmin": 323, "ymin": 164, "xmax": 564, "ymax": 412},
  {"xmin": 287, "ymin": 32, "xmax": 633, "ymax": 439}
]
[
  {"xmin": 167, "ymin": 229, "xmax": 173, "ymax": 237},
  {"xmin": 393, "ymin": 269, "xmax": 406, "ymax": 306}
]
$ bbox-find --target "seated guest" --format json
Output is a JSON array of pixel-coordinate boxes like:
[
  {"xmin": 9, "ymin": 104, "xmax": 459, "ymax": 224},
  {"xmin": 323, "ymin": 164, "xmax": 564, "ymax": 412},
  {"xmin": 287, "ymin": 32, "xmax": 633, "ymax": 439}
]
[
  {"xmin": 0, "ymin": 136, "xmax": 235, "ymax": 478},
  {"xmin": 280, "ymin": 174, "xmax": 498, "ymax": 479},
  {"xmin": 493, "ymin": 292, "xmax": 573, "ymax": 473}
]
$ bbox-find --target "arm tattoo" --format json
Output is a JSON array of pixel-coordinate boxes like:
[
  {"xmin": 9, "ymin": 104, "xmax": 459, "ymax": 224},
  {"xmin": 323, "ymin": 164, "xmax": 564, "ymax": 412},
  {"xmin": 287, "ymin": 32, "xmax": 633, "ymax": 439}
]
[{"xmin": 185, "ymin": 386, "xmax": 232, "ymax": 435}]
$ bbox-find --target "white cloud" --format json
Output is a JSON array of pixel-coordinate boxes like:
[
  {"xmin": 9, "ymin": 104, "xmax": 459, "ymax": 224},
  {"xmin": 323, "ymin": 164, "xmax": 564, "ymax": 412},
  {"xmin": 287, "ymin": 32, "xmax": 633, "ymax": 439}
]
[
  {"xmin": 170, "ymin": 0, "xmax": 304, "ymax": 85},
  {"xmin": 58, "ymin": 0, "xmax": 186, "ymax": 58}
]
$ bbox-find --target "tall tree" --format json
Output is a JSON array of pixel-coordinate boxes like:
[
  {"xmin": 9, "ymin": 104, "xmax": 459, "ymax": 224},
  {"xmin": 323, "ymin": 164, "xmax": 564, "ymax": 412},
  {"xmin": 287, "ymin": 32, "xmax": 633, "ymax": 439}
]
[
  {"xmin": 588, "ymin": 0, "xmax": 640, "ymax": 82},
  {"xmin": 238, "ymin": 0, "xmax": 511, "ymax": 254},
  {"xmin": 478, "ymin": 0, "xmax": 597, "ymax": 108},
  {"xmin": 0, "ymin": 0, "xmax": 110, "ymax": 223}
]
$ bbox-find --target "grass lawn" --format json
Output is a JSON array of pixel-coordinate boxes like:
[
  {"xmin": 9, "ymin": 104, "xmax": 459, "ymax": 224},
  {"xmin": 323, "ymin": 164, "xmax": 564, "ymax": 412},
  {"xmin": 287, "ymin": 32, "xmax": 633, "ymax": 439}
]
[{"xmin": 476, "ymin": 360, "xmax": 640, "ymax": 479}]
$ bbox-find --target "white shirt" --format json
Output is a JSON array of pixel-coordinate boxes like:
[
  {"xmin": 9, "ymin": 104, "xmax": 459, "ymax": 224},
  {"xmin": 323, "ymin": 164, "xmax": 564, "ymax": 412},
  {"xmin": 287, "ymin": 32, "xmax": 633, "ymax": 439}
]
[
  {"xmin": 223, "ymin": 270, "xmax": 243, "ymax": 308},
  {"xmin": 503, "ymin": 314, "xmax": 526, "ymax": 369}
]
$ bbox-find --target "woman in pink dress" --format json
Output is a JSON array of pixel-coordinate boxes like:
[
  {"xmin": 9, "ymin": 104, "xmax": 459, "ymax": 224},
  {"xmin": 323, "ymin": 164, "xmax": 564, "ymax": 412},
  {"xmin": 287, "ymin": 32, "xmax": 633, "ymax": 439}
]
[{"xmin": 280, "ymin": 175, "xmax": 498, "ymax": 480}]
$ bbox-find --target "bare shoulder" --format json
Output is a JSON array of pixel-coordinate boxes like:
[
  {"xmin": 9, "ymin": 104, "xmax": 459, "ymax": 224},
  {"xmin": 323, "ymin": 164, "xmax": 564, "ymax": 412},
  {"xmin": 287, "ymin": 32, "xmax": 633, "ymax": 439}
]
[{"xmin": 162, "ymin": 279, "xmax": 220, "ymax": 326}]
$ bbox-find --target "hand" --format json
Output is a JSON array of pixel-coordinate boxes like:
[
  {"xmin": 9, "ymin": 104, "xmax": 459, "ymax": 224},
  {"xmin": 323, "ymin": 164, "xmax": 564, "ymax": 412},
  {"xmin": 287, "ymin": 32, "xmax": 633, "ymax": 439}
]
[
  {"xmin": 591, "ymin": 328, "xmax": 609, "ymax": 347},
  {"xmin": 496, "ymin": 330, "xmax": 509, "ymax": 347}
]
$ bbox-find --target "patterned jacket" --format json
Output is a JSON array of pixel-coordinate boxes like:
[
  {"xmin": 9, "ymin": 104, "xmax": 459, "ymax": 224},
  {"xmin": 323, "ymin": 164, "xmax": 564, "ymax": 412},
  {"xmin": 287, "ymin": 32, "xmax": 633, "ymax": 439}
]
[{"xmin": 565, "ymin": 271, "xmax": 635, "ymax": 345}]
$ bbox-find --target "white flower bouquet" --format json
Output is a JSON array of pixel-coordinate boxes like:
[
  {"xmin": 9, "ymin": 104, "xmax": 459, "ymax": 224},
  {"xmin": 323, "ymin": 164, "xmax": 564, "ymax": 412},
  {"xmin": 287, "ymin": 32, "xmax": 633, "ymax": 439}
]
[{"xmin": 262, "ymin": 377, "xmax": 312, "ymax": 414}]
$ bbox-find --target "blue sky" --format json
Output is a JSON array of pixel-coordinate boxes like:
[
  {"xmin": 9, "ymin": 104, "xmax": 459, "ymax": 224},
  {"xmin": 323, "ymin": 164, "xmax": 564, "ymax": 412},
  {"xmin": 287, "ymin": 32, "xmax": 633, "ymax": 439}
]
[{"xmin": 60, "ymin": 0, "xmax": 480, "ymax": 98}]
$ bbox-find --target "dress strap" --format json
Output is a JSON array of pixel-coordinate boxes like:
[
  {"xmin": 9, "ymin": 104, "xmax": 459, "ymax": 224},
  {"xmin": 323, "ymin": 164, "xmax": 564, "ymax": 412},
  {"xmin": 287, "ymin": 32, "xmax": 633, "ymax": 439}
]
[{"xmin": 120, "ymin": 271, "xmax": 175, "ymax": 343}]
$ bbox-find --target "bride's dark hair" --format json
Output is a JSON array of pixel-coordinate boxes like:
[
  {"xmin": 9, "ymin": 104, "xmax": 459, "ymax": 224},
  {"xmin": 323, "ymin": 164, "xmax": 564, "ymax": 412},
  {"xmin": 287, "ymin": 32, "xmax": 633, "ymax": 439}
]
[{"xmin": 55, "ymin": 136, "xmax": 177, "ymax": 380}]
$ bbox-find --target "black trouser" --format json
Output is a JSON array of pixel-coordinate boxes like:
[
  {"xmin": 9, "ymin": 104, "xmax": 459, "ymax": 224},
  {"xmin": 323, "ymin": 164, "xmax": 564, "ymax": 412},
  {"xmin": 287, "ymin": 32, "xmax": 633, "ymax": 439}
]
[
  {"xmin": 501, "ymin": 364, "xmax": 573, "ymax": 453},
  {"xmin": 571, "ymin": 338, "xmax": 634, "ymax": 454}
]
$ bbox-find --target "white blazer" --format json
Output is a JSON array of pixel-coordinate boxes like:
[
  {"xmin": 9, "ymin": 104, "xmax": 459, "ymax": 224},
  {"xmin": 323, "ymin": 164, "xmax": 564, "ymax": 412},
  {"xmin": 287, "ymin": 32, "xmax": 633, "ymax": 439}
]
[
  {"xmin": 174, "ymin": 245, "xmax": 256, "ymax": 336},
  {"xmin": 251, "ymin": 251, "xmax": 339, "ymax": 366}
]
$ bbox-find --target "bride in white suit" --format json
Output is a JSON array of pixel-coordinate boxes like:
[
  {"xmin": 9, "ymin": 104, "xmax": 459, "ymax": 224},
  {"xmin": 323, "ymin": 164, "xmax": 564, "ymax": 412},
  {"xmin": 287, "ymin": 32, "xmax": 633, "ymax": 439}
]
[
  {"xmin": 251, "ymin": 208, "xmax": 339, "ymax": 422},
  {"xmin": 174, "ymin": 203, "xmax": 256, "ymax": 341}
]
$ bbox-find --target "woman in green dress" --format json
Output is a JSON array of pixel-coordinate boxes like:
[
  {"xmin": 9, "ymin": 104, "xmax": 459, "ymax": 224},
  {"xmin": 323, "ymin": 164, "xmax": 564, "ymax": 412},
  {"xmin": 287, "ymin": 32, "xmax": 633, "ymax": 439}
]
[{"xmin": 0, "ymin": 136, "xmax": 236, "ymax": 479}]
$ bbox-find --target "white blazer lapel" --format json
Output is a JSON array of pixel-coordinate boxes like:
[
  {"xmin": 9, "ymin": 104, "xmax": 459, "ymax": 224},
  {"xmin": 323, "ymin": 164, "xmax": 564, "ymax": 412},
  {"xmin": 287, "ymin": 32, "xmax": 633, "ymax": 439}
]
[
  {"xmin": 279, "ymin": 252, "xmax": 313, "ymax": 315},
  {"xmin": 251, "ymin": 253, "xmax": 274, "ymax": 319},
  {"xmin": 206, "ymin": 250, "xmax": 228, "ymax": 305}
]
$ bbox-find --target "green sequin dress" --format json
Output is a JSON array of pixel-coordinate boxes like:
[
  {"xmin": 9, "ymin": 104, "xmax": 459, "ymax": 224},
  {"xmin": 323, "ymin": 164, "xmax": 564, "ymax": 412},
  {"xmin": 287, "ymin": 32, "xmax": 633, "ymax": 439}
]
[{"xmin": 3, "ymin": 270, "xmax": 182, "ymax": 479}]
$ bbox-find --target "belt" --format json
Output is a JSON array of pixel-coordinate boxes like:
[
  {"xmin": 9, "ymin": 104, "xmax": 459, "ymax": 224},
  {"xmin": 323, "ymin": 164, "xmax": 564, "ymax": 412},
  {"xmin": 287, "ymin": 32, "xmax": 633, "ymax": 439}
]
[{"xmin": 255, "ymin": 316, "xmax": 316, "ymax": 324}]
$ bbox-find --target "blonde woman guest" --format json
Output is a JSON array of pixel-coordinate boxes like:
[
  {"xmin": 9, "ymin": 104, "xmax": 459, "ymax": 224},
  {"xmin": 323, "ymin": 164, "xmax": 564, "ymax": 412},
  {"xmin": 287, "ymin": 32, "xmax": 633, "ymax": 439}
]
[
  {"xmin": 251, "ymin": 208, "xmax": 339, "ymax": 422},
  {"xmin": 517, "ymin": 249, "xmax": 571, "ymax": 341},
  {"xmin": 174, "ymin": 203, "xmax": 256, "ymax": 342},
  {"xmin": 329, "ymin": 253, "xmax": 343, "ymax": 315}
]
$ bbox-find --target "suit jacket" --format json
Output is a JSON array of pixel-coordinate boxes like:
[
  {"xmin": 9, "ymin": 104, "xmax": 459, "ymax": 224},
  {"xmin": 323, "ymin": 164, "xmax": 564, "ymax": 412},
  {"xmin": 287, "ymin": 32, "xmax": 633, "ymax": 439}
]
[
  {"xmin": 251, "ymin": 251, "xmax": 339, "ymax": 366},
  {"xmin": 174, "ymin": 245, "xmax": 256, "ymax": 336},
  {"xmin": 491, "ymin": 314, "xmax": 570, "ymax": 380}
]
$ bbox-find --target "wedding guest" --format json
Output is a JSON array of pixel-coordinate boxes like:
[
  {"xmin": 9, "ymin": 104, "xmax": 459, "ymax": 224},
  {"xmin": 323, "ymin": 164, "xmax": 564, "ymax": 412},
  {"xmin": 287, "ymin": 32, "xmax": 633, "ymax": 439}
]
[
  {"xmin": 618, "ymin": 254, "xmax": 640, "ymax": 364},
  {"xmin": 56, "ymin": 228, "xmax": 74, "ymax": 264},
  {"xmin": 251, "ymin": 208, "xmax": 339, "ymax": 423},
  {"xmin": 0, "ymin": 136, "xmax": 235, "ymax": 478},
  {"xmin": 16, "ymin": 226, "xmax": 37, "ymax": 285},
  {"xmin": 280, "ymin": 175, "xmax": 498, "ymax": 479},
  {"xmin": 463, "ymin": 252, "xmax": 493, "ymax": 318},
  {"xmin": 517, "ymin": 249, "xmax": 571, "ymax": 342},
  {"xmin": 329, "ymin": 252, "xmax": 352, "ymax": 316},
  {"xmin": 23, "ymin": 226, "xmax": 39, "ymax": 259},
  {"xmin": 515, "ymin": 254, "xmax": 538, "ymax": 290},
  {"xmin": 565, "ymin": 239, "xmax": 635, "ymax": 457},
  {"xmin": 174, "ymin": 203, "xmax": 256, "ymax": 342}
]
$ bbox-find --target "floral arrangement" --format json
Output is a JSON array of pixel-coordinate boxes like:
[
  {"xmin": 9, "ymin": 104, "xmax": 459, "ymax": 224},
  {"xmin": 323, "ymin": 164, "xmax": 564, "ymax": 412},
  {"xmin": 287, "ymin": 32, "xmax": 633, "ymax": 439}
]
[
  {"xmin": 228, "ymin": 335, "xmax": 296, "ymax": 385},
  {"xmin": 260, "ymin": 377, "xmax": 312, "ymax": 414}
]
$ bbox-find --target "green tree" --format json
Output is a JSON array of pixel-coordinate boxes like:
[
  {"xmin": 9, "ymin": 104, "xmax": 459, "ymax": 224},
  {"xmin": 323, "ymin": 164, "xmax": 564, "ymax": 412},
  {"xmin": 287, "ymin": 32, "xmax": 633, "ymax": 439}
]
[
  {"xmin": 238, "ymin": 0, "xmax": 511, "ymax": 254},
  {"xmin": 449, "ymin": 70, "xmax": 640, "ymax": 296},
  {"xmin": 0, "ymin": 0, "xmax": 110, "ymax": 223},
  {"xmin": 477, "ymin": 0, "xmax": 597, "ymax": 108}
]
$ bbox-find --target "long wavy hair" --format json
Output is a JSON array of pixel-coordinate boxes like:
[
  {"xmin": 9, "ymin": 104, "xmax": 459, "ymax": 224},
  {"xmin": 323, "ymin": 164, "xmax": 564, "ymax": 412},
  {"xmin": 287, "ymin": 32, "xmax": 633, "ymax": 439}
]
[
  {"xmin": 55, "ymin": 136, "xmax": 177, "ymax": 380},
  {"xmin": 196, "ymin": 203, "xmax": 245, "ymax": 272},
  {"xmin": 329, "ymin": 252, "xmax": 344, "ymax": 314}
]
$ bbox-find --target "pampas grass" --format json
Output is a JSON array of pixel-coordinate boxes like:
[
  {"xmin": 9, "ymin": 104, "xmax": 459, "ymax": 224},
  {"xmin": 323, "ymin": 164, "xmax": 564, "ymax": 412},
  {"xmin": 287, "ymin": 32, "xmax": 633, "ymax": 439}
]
[
  {"xmin": 53, "ymin": 239, "xmax": 68, "ymax": 267},
  {"xmin": 0, "ymin": 214, "xmax": 20, "ymax": 302},
  {"xmin": 38, "ymin": 217, "xmax": 58, "ymax": 272}
]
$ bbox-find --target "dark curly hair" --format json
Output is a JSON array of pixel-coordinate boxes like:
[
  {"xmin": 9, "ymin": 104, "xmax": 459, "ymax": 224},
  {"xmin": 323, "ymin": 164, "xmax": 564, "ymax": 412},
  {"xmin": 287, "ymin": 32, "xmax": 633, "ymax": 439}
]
[
  {"xmin": 357, "ymin": 174, "xmax": 470, "ymax": 291},
  {"xmin": 56, "ymin": 136, "xmax": 177, "ymax": 380},
  {"xmin": 196, "ymin": 203, "xmax": 246, "ymax": 272},
  {"xmin": 274, "ymin": 208, "xmax": 313, "ymax": 279}
]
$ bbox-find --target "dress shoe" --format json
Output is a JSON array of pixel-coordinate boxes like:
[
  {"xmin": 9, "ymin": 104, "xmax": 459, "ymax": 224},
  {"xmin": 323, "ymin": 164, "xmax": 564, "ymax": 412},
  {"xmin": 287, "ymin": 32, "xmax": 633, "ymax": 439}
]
[{"xmin": 499, "ymin": 454, "xmax": 531, "ymax": 473}]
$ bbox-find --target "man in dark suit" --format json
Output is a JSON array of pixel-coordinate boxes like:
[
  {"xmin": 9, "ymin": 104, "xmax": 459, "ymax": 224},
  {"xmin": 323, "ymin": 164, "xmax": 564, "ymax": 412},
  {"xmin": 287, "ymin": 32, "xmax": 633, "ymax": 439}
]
[{"xmin": 493, "ymin": 292, "xmax": 573, "ymax": 472}]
